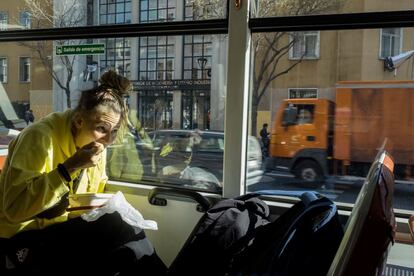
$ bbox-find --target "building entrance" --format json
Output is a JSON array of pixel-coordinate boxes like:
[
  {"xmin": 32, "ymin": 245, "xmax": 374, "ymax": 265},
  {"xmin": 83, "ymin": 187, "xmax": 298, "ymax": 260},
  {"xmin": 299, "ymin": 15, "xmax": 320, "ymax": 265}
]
[
  {"xmin": 182, "ymin": 90, "xmax": 210, "ymax": 130},
  {"xmin": 137, "ymin": 90, "xmax": 173, "ymax": 131}
]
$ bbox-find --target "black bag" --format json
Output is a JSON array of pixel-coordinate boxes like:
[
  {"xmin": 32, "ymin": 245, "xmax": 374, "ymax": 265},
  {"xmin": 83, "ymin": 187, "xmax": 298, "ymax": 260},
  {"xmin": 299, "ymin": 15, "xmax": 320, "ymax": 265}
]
[
  {"xmin": 2, "ymin": 213, "xmax": 168, "ymax": 276},
  {"xmin": 168, "ymin": 193, "xmax": 270, "ymax": 276},
  {"xmin": 232, "ymin": 192, "xmax": 344, "ymax": 276}
]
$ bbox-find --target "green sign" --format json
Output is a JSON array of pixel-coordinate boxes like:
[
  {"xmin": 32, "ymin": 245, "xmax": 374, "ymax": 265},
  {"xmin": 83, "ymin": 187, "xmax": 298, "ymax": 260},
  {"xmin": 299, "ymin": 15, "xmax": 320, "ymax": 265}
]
[{"xmin": 56, "ymin": 44, "xmax": 105, "ymax": 56}]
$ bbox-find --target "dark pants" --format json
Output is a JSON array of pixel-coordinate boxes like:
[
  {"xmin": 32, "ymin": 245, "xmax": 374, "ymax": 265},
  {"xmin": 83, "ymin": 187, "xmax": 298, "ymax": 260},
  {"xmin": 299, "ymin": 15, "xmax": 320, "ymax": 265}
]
[
  {"xmin": 261, "ymin": 138, "xmax": 270, "ymax": 157},
  {"xmin": 4, "ymin": 212, "xmax": 167, "ymax": 276}
]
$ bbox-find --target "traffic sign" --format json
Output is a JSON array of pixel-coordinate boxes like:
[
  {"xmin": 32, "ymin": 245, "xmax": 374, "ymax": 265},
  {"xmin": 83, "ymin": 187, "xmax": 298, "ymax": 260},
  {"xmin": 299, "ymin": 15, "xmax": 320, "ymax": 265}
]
[{"xmin": 56, "ymin": 44, "xmax": 105, "ymax": 56}]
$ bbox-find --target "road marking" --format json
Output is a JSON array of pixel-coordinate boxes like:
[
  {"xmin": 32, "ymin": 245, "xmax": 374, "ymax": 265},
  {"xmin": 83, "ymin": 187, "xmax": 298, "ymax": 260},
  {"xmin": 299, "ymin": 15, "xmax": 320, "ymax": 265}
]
[{"xmin": 267, "ymin": 172, "xmax": 294, "ymax": 178}]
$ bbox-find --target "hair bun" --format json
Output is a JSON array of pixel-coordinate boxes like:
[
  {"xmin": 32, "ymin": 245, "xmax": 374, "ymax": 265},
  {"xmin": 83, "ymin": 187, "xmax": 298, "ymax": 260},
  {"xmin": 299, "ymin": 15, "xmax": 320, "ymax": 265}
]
[{"xmin": 99, "ymin": 70, "xmax": 131, "ymax": 96}]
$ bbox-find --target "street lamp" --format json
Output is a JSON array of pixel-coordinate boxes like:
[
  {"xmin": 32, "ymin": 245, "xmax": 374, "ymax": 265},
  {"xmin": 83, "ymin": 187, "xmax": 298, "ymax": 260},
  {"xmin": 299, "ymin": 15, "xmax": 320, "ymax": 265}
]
[{"xmin": 197, "ymin": 57, "xmax": 207, "ymax": 79}]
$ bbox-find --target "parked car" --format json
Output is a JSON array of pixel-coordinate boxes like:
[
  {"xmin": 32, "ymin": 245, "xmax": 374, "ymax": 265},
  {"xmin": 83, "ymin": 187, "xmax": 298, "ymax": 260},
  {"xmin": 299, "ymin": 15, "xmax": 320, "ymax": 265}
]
[
  {"xmin": 106, "ymin": 130, "xmax": 155, "ymax": 182},
  {"xmin": 148, "ymin": 129, "xmax": 263, "ymax": 191},
  {"xmin": 106, "ymin": 129, "xmax": 264, "ymax": 192}
]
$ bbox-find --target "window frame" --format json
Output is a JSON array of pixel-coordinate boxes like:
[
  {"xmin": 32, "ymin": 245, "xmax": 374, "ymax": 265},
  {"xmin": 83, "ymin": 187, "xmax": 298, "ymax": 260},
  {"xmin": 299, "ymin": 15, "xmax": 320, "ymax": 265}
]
[
  {"xmin": 18, "ymin": 56, "xmax": 31, "ymax": 83},
  {"xmin": 99, "ymin": 0, "xmax": 132, "ymax": 25},
  {"xmin": 138, "ymin": 36, "xmax": 175, "ymax": 81},
  {"xmin": 139, "ymin": 0, "xmax": 176, "ymax": 23},
  {"xmin": 0, "ymin": 3, "xmax": 413, "ymax": 211},
  {"xmin": 99, "ymin": 37, "xmax": 131, "ymax": 78},
  {"xmin": 288, "ymin": 31, "xmax": 320, "ymax": 60},
  {"xmin": 379, "ymin": 27, "xmax": 403, "ymax": 59},
  {"xmin": 248, "ymin": 9, "xmax": 414, "ymax": 209},
  {"xmin": 183, "ymin": 34, "xmax": 212, "ymax": 80},
  {"xmin": 0, "ymin": 56, "xmax": 7, "ymax": 83},
  {"xmin": 292, "ymin": 104, "xmax": 315, "ymax": 125},
  {"xmin": 0, "ymin": 11, "xmax": 8, "ymax": 31},
  {"xmin": 19, "ymin": 11, "xmax": 32, "ymax": 29}
]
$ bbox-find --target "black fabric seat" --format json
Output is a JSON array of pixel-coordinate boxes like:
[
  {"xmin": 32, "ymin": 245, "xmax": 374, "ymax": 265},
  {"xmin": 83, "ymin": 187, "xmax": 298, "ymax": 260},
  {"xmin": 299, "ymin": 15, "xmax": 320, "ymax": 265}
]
[
  {"xmin": 0, "ymin": 213, "xmax": 167, "ymax": 276},
  {"xmin": 0, "ymin": 237, "xmax": 8, "ymax": 270},
  {"xmin": 0, "ymin": 237, "xmax": 17, "ymax": 275},
  {"xmin": 0, "ymin": 235, "xmax": 42, "ymax": 275}
]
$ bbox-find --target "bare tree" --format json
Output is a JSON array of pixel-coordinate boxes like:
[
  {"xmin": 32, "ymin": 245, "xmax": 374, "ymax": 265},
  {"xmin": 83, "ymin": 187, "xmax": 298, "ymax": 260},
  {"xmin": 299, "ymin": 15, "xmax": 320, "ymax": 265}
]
[
  {"xmin": 187, "ymin": 0, "xmax": 344, "ymax": 135},
  {"xmin": 19, "ymin": 0, "xmax": 86, "ymax": 108}
]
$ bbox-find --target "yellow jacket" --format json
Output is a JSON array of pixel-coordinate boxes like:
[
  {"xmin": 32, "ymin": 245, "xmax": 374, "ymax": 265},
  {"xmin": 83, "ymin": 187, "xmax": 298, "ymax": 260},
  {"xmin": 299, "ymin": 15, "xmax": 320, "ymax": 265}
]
[{"xmin": 0, "ymin": 110, "xmax": 107, "ymax": 238}]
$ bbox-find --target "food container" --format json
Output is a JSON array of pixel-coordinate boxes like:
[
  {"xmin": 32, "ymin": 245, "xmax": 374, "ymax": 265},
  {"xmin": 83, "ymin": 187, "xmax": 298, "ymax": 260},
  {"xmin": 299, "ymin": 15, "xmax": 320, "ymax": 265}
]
[{"xmin": 67, "ymin": 193, "xmax": 113, "ymax": 212}]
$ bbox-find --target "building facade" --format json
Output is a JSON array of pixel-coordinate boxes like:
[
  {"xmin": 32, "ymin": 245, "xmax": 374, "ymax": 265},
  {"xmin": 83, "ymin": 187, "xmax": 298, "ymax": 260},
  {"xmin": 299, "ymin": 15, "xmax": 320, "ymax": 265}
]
[
  {"xmin": 48, "ymin": 0, "xmax": 227, "ymax": 131},
  {"xmin": 257, "ymin": 0, "xmax": 414, "ymax": 134},
  {"xmin": 3, "ymin": 0, "xmax": 414, "ymax": 134},
  {"xmin": 62, "ymin": 0, "xmax": 228, "ymax": 131},
  {"xmin": 0, "ymin": 0, "xmax": 53, "ymax": 121}
]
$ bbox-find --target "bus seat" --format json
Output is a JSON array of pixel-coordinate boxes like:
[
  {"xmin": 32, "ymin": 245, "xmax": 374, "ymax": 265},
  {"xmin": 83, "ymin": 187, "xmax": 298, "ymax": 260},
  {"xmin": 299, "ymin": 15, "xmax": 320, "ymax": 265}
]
[{"xmin": 327, "ymin": 150, "xmax": 396, "ymax": 276}]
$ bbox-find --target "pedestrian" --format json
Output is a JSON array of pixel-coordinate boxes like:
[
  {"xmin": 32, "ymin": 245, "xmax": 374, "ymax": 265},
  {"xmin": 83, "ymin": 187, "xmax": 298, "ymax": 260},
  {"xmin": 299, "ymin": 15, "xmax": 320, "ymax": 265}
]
[
  {"xmin": 24, "ymin": 109, "xmax": 34, "ymax": 125},
  {"xmin": 260, "ymin": 123, "xmax": 270, "ymax": 157},
  {"xmin": 0, "ymin": 70, "xmax": 166, "ymax": 275}
]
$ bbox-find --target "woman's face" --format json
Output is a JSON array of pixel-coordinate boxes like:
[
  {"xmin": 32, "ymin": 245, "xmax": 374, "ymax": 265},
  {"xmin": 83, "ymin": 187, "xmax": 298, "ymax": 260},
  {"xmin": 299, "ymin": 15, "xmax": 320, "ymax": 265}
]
[{"xmin": 73, "ymin": 106, "xmax": 121, "ymax": 149}]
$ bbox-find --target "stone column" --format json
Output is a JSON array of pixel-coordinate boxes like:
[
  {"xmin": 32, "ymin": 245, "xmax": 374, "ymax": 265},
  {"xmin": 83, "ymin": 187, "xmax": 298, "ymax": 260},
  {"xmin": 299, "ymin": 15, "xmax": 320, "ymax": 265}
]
[
  {"xmin": 172, "ymin": 90, "xmax": 182, "ymax": 129},
  {"xmin": 210, "ymin": 36, "xmax": 227, "ymax": 131}
]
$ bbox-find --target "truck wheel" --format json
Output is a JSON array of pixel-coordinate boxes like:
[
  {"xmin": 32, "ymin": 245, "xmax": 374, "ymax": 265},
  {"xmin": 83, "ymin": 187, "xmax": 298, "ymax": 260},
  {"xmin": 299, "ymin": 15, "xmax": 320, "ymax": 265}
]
[{"xmin": 294, "ymin": 160, "xmax": 324, "ymax": 182}]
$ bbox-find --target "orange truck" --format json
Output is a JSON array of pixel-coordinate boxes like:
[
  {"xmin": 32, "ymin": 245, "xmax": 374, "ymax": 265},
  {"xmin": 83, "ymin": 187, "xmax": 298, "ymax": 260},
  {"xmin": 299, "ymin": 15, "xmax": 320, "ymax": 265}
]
[{"xmin": 267, "ymin": 81, "xmax": 414, "ymax": 181}]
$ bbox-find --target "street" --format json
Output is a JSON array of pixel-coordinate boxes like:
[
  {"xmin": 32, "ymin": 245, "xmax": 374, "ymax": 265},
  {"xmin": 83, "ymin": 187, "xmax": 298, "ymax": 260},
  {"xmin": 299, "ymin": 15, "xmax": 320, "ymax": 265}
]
[{"xmin": 248, "ymin": 169, "xmax": 414, "ymax": 212}]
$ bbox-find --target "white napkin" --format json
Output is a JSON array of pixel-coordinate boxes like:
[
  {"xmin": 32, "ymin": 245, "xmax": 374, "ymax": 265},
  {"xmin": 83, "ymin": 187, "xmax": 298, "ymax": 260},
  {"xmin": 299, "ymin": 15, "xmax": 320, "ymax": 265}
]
[{"xmin": 81, "ymin": 191, "xmax": 158, "ymax": 230}]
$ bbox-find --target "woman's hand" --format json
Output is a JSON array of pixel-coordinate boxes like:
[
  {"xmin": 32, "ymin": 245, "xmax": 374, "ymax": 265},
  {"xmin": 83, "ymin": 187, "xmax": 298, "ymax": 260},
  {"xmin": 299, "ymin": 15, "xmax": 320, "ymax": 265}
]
[{"xmin": 63, "ymin": 141, "xmax": 105, "ymax": 174}]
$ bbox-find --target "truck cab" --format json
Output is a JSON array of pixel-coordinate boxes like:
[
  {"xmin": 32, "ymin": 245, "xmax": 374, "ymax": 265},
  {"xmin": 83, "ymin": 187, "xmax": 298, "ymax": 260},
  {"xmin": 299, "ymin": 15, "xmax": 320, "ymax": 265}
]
[{"xmin": 268, "ymin": 98, "xmax": 334, "ymax": 182}]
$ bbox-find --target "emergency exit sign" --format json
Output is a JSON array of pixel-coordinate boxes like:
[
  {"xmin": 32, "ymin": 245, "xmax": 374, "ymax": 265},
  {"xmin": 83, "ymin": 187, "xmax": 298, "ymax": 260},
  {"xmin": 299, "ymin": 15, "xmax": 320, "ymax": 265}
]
[{"xmin": 56, "ymin": 44, "xmax": 105, "ymax": 55}]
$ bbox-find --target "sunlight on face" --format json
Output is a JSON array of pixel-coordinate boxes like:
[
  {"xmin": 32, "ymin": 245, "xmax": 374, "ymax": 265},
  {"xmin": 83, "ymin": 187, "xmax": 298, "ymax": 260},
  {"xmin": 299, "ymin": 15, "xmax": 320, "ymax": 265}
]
[{"xmin": 73, "ymin": 106, "xmax": 122, "ymax": 149}]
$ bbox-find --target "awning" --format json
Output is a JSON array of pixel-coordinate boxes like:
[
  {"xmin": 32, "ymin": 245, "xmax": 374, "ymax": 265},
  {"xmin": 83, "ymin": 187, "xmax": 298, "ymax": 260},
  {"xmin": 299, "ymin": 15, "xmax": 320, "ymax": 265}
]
[{"xmin": 384, "ymin": 50, "xmax": 414, "ymax": 71}]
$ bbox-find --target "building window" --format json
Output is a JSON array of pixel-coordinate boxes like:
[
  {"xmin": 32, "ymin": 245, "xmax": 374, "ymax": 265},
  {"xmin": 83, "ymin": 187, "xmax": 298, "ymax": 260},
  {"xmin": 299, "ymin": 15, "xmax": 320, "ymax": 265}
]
[
  {"xmin": 137, "ymin": 91, "xmax": 173, "ymax": 130},
  {"xmin": 185, "ymin": 0, "xmax": 220, "ymax": 20},
  {"xmin": 20, "ymin": 11, "xmax": 31, "ymax": 29},
  {"xmin": 181, "ymin": 3, "xmax": 212, "ymax": 129},
  {"xmin": 0, "ymin": 57, "xmax": 7, "ymax": 83},
  {"xmin": 288, "ymin": 88, "xmax": 318, "ymax": 99},
  {"xmin": 139, "ymin": 0, "xmax": 176, "ymax": 23},
  {"xmin": 291, "ymin": 104, "xmax": 315, "ymax": 125},
  {"xmin": 184, "ymin": 1, "xmax": 212, "ymax": 80},
  {"xmin": 380, "ymin": 28, "xmax": 402, "ymax": 58},
  {"xmin": 0, "ymin": 11, "xmax": 8, "ymax": 31},
  {"xmin": 100, "ymin": 38, "xmax": 131, "ymax": 78},
  {"xmin": 137, "ymin": 1, "xmax": 177, "ymax": 131},
  {"xmin": 99, "ymin": 1, "xmax": 131, "ymax": 77},
  {"xmin": 19, "ymin": 57, "xmax": 30, "ymax": 82},
  {"xmin": 183, "ymin": 35, "xmax": 212, "ymax": 80},
  {"xmin": 289, "ymin": 31, "xmax": 320, "ymax": 59},
  {"xmin": 99, "ymin": 0, "xmax": 131, "ymax": 25},
  {"xmin": 139, "ymin": 36, "xmax": 175, "ymax": 80}
]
